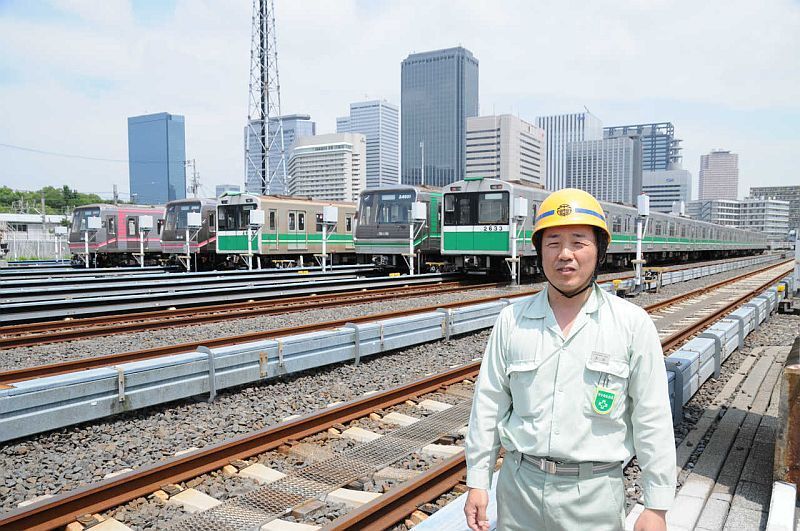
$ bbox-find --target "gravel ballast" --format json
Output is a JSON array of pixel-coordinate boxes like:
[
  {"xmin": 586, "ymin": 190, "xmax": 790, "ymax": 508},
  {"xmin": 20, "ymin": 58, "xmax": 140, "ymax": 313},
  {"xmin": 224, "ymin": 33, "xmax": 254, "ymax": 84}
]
[
  {"xmin": 0, "ymin": 256, "xmax": 790, "ymax": 520},
  {"xmin": 0, "ymin": 257, "xmax": 781, "ymax": 372}
]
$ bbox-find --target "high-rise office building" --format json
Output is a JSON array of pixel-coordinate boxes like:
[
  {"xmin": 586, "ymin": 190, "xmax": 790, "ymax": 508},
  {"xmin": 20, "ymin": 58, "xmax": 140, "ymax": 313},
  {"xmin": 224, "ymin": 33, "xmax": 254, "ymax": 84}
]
[
  {"xmin": 698, "ymin": 150, "xmax": 739, "ymax": 200},
  {"xmin": 566, "ymin": 137, "xmax": 642, "ymax": 205},
  {"xmin": 604, "ymin": 122, "xmax": 682, "ymax": 171},
  {"xmin": 128, "ymin": 112, "xmax": 186, "ymax": 205},
  {"xmin": 400, "ymin": 47, "xmax": 479, "ymax": 187},
  {"xmin": 749, "ymin": 185, "xmax": 800, "ymax": 231},
  {"xmin": 245, "ymin": 114, "xmax": 316, "ymax": 195},
  {"xmin": 336, "ymin": 100, "xmax": 399, "ymax": 189},
  {"xmin": 641, "ymin": 169, "xmax": 692, "ymax": 213},
  {"xmin": 288, "ymin": 133, "xmax": 366, "ymax": 202},
  {"xmin": 215, "ymin": 184, "xmax": 240, "ymax": 197},
  {"xmin": 536, "ymin": 112, "xmax": 603, "ymax": 191},
  {"xmin": 465, "ymin": 115, "xmax": 546, "ymax": 187}
]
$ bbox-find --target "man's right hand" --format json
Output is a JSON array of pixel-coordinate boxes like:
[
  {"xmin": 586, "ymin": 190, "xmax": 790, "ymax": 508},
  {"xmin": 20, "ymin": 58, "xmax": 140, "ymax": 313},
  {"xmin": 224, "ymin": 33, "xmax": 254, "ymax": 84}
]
[{"xmin": 464, "ymin": 487, "xmax": 490, "ymax": 531}]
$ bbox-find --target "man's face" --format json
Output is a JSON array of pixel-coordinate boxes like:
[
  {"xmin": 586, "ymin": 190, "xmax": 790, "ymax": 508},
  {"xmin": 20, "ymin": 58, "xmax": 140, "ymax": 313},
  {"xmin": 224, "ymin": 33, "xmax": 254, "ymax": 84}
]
[{"xmin": 540, "ymin": 225, "xmax": 598, "ymax": 293}]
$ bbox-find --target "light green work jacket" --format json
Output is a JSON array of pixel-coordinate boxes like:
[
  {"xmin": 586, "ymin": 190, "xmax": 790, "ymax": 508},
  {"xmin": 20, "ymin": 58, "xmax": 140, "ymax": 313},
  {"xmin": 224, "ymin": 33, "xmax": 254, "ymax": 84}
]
[{"xmin": 465, "ymin": 284, "xmax": 677, "ymax": 510}]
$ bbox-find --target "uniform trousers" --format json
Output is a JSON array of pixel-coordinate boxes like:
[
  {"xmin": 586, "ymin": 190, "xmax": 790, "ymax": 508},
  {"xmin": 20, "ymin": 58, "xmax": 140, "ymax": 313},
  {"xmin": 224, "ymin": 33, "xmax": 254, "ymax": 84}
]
[{"xmin": 496, "ymin": 450, "xmax": 626, "ymax": 531}]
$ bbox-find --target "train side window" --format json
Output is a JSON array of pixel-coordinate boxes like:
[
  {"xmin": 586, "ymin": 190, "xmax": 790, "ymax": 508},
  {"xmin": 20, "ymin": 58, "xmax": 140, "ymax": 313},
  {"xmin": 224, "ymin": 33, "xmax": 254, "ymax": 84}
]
[
  {"xmin": 209, "ymin": 213, "xmax": 215, "ymax": 232},
  {"xmin": 107, "ymin": 217, "xmax": 116, "ymax": 234},
  {"xmin": 346, "ymin": 216, "xmax": 353, "ymax": 232},
  {"xmin": 315, "ymin": 213, "xmax": 323, "ymax": 232},
  {"xmin": 268, "ymin": 210, "xmax": 276, "ymax": 231},
  {"xmin": 611, "ymin": 214, "xmax": 622, "ymax": 233},
  {"xmin": 288, "ymin": 212, "xmax": 295, "ymax": 231},
  {"xmin": 669, "ymin": 222, "xmax": 676, "ymax": 237},
  {"xmin": 298, "ymin": 213, "xmax": 305, "ymax": 231},
  {"xmin": 156, "ymin": 219, "xmax": 164, "ymax": 235},
  {"xmin": 127, "ymin": 217, "xmax": 137, "ymax": 235},
  {"xmin": 654, "ymin": 222, "xmax": 662, "ymax": 236}
]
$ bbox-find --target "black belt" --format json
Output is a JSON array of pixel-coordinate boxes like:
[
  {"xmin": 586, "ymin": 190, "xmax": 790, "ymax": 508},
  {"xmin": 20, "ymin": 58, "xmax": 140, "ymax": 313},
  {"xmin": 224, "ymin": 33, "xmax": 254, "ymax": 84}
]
[{"xmin": 521, "ymin": 454, "xmax": 621, "ymax": 476}]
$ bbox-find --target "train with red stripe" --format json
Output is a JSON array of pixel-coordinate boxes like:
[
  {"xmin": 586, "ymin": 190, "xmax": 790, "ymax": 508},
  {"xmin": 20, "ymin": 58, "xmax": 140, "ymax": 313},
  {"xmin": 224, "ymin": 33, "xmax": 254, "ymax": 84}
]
[
  {"xmin": 68, "ymin": 204, "xmax": 166, "ymax": 267},
  {"xmin": 160, "ymin": 198, "xmax": 221, "ymax": 270}
]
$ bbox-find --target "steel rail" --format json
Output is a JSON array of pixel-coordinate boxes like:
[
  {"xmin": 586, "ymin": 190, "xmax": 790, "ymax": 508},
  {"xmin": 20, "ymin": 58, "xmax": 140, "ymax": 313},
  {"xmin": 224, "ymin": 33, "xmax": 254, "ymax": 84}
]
[
  {"xmin": 316, "ymin": 268, "xmax": 794, "ymax": 531},
  {"xmin": 0, "ymin": 364, "xmax": 479, "ymax": 531},
  {"xmin": 0, "ymin": 260, "xmax": 790, "ymax": 385},
  {"xmin": 0, "ymin": 263, "xmax": 789, "ymax": 530},
  {"xmin": 0, "ymin": 281, "xmax": 496, "ymax": 350}
]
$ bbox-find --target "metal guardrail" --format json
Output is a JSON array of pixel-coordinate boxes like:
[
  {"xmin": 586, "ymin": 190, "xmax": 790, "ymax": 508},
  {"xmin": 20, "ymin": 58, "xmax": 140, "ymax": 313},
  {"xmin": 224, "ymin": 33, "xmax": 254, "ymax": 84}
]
[{"xmin": 0, "ymin": 260, "xmax": 789, "ymax": 443}]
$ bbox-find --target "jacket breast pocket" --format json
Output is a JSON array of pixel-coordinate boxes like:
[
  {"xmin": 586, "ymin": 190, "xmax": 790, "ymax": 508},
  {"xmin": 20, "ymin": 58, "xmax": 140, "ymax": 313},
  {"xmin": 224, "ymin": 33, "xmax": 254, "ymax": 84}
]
[
  {"xmin": 583, "ymin": 354, "xmax": 630, "ymax": 420},
  {"xmin": 506, "ymin": 359, "xmax": 543, "ymax": 419}
]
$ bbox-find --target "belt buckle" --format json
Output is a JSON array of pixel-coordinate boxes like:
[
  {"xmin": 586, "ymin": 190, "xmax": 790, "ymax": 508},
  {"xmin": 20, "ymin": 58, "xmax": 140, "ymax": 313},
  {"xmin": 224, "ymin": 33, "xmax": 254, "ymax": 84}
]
[{"xmin": 540, "ymin": 458, "xmax": 558, "ymax": 474}]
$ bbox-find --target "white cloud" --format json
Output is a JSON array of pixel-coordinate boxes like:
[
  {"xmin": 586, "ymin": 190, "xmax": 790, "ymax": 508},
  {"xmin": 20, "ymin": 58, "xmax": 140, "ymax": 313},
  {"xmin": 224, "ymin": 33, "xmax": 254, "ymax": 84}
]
[{"xmin": 0, "ymin": 0, "xmax": 797, "ymax": 198}]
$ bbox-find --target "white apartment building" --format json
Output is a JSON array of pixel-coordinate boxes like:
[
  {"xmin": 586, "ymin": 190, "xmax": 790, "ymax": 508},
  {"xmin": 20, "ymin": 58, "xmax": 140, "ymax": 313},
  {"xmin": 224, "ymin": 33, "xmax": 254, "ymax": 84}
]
[
  {"xmin": 740, "ymin": 198, "xmax": 790, "ymax": 240},
  {"xmin": 688, "ymin": 198, "xmax": 790, "ymax": 240},
  {"xmin": 642, "ymin": 169, "xmax": 692, "ymax": 213},
  {"xmin": 465, "ymin": 115, "xmax": 546, "ymax": 187},
  {"xmin": 535, "ymin": 112, "xmax": 603, "ymax": 191},
  {"xmin": 566, "ymin": 137, "xmax": 641, "ymax": 205},
  {"xmin": 698, "ymin": 150, "xmax": 739, "ymax": 200},
  {"xmin": 287, "ymin": 133, "xmax": 366, "ymax": 202}
]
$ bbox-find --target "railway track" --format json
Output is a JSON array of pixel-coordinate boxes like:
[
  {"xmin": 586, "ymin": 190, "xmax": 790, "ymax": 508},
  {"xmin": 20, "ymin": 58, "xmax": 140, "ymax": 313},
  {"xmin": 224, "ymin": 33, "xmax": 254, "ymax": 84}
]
[
  {"xmin": 0, "ymin": 280, "xmax": 501, "ymax": 350},
  {"xmin": 0, "ymin": 260, "xmax": 791, "ymax": 530},
  {"xmin": 0, "ymin": 259, "xmax": 790, "ymax": 386}
]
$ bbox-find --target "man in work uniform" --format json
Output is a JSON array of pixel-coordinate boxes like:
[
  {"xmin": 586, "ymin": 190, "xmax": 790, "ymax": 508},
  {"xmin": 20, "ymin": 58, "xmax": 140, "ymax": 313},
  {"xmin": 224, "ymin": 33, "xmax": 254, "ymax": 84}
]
[{"xmin": 464, "ymin": 188, "xmax": 676, "ymax": 531}]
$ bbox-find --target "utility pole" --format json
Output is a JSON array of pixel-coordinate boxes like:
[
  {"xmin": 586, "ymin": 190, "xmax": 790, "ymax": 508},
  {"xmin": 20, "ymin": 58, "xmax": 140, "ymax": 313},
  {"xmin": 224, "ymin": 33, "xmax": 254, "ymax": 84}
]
[
  {"xmin": 245, "ymin": 0, "xmax": 286, "ymax": 195},
  {"xmin": 113, "ymin": 184, "xmax": 119, "ymax": 205},
  {"xmin": 185, "ymin": 159, "xmax": 200, "ymax": 197}
]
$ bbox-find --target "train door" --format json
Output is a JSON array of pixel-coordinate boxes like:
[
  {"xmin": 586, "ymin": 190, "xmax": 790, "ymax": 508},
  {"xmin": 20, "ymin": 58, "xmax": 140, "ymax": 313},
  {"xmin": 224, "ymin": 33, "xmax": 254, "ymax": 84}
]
[
  {"xmin": 344, "ymin": 212, "xmax": 354, "ymax": 250},
  {"xmin": 288, "ymin": 210, "xmax": 307, "ymax": 250},
  {"xmin": 126, "ymin": 216, "xmax": 138, "ymax": 250},
  {"xmin": 266, "ymin": 209, "xmax": 278, "ymax": 250}
]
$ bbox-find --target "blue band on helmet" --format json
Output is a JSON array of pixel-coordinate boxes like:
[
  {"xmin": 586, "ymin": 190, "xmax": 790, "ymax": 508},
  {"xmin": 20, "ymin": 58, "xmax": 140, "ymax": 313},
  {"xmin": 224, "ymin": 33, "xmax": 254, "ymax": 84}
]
[
  {"xmin": 575, "ymin": 207, "xmax": 605, "ymax": 221},
  {"xmin": 535, "ymin": 210, "xmax": 555, "ymax": 222}
]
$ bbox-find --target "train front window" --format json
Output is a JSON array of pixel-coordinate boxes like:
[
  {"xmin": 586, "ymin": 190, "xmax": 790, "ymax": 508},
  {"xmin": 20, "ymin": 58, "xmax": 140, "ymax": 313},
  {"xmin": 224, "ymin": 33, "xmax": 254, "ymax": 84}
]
[
  {"xmin": 359, "ymin": 191, "xmax": 415, "ymax": 224},
  {"xmin": 478, "ymin": 192, "xmax": 508, "ymax": 224},
  {"xmin": 443, "ymin": 192, "xmax": 508, "ymax": 225},
  {"xmin": 71, "ymin": 208, "xmax": 100, "ymax": 232},
  {"xmin": 165, "ymin": 203, "xmax": 201, "ymax": 232},
  {"xmin": 218, "ymin": 204, "xmax": 256, "ymax": 230}
]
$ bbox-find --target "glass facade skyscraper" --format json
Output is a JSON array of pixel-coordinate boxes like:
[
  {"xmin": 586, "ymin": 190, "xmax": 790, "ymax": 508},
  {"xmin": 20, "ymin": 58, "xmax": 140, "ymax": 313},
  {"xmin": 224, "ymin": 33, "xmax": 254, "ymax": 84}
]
[
  {"xmin": 604, "ymin": 122, "xmax": 682, "ymax": 171},
  {"xmin": 337, "ymin": 100, "xmax": 399, "ymax": 189},
  {"xmin": 245, "ymin": 114, "xmax": 316, "ymax": 195},
  {"xmin": 128, "ymin": 112, "xmax": 186, "ymax": 205},
  {"xmin": 567, "ymin": 137, "xmax": 642, "ymax": 205},
  {"xmin": 401, "ymin": 47, "xmax": 479, "ymax": 187},
  {"xmin": 535, "ymin": 112, "xmax": 603, "ymax": 191}
]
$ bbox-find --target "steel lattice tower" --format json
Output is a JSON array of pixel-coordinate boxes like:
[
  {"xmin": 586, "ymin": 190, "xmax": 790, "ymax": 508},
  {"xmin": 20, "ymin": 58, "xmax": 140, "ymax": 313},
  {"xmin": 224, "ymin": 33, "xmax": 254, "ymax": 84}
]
[{"xmin": 245, "ymin": 0, "xmax": 286, "ymax": 195}]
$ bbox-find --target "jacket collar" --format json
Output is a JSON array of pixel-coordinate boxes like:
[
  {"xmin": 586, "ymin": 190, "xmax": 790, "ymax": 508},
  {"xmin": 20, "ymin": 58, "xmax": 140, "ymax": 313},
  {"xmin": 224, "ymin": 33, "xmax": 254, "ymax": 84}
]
[{"xmin": 522, "ymin": 283, "xmax": 606, "ymax": 319}]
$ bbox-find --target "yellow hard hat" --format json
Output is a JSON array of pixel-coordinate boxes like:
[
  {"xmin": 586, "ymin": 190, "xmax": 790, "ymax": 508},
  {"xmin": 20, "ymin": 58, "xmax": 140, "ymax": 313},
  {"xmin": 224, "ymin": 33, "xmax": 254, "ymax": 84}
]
[{"xmin": 533, "ymin": 188, "xmax": 611, "ymax": 241}]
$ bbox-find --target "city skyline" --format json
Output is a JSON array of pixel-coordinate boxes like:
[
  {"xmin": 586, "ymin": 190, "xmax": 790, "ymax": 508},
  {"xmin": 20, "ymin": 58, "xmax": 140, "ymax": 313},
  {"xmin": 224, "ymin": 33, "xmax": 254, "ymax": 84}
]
[{"xmin": 0, "ymin": 0, "xmax": 797, "ymax": 201}]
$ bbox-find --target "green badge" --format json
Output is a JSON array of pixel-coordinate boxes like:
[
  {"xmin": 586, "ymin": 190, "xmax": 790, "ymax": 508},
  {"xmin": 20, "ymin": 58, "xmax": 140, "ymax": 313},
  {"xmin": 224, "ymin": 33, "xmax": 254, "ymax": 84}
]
[{"xmin": 592, "ymin": 386, "xmax": 616, "ymax": 415}]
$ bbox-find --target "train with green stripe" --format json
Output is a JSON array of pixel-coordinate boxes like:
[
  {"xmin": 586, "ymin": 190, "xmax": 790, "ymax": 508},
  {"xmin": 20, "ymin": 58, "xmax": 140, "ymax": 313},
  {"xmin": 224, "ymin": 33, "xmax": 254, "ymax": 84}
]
[
  {"xmin": 440, "ymin": 178, "xmax": 769, "ymax": 275},
  {"xmin": 353, "ymin": 185, "xmax": 444, "ymax": 270},
  {"xmin": 215, "ymin": 192, "xmax": 357, "ymax": 268}
]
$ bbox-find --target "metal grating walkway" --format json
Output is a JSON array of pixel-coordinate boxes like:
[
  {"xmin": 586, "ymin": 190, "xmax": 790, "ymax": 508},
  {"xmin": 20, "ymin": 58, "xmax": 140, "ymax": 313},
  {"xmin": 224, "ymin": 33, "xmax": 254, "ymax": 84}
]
[{"xmin": 167, "ymin": 400, "xmax": 472, "ymax": 530}]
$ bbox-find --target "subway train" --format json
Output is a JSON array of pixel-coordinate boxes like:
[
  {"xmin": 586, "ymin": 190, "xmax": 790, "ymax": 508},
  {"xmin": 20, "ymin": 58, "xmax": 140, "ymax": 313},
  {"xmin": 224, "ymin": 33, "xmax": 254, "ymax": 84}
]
[
  {"xmin": 215, "ymin": 192, "xmax": 357, "ymax": 268},
  {"xmin": 161, "ymin": 198, "xmax": 221, "ymax": 270},
  {"xmin": 353, "ymin": 178, "xmax": 769, "ymax": 276},
  {"xmin": 353, "ymin": 185, "xmax": 443, "ymax": 270},
  {"xmin": 68, "ymin": 204, "xmax": 166, "ymax": 267}
]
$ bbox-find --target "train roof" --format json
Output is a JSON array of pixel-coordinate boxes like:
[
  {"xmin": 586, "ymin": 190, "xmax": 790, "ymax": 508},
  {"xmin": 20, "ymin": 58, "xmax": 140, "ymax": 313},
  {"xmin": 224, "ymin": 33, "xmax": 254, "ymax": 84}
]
[
  {"xmin": 165, "ymin": 197, "xmax": 218, "ymax": 207},
  {"xmin": 72, "ymin": 204, "xmax": 166, "ymax": 211},
  {"xmin": 218, "ymin": 192, "xmax": 355, "ymax": 207}
]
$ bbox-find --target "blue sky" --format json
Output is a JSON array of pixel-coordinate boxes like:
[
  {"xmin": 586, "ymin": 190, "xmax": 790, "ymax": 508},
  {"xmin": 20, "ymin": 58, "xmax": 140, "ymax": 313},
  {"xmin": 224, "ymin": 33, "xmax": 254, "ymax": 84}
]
[{"xmin": 0, "ymin": 0, "xmax": 797, "ymax": 200}]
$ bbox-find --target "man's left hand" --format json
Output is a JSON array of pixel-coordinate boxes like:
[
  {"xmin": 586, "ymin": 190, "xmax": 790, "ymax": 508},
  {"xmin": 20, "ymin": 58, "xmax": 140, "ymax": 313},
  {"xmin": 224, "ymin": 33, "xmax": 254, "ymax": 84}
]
[{"xmin": 634, "ymin": 508, "xmax": 666, "ymax": 531}]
